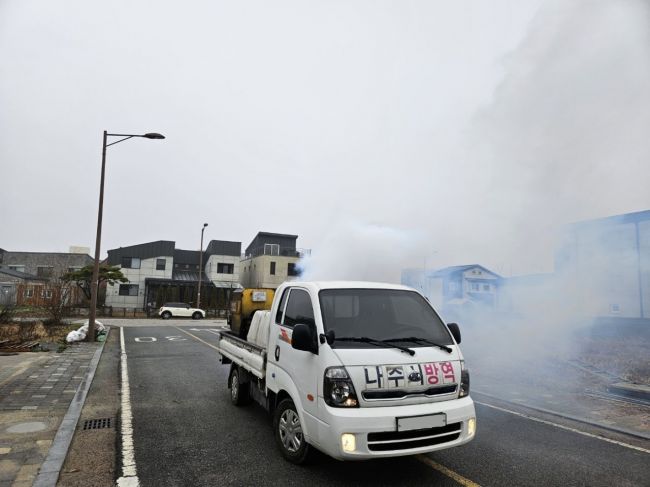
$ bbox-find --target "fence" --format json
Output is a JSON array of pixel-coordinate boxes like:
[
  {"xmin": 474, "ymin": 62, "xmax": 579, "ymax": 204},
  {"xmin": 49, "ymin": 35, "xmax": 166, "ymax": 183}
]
[{"xmin": 89, "ymin": 306, "xmax": 230, "ymax": 319}]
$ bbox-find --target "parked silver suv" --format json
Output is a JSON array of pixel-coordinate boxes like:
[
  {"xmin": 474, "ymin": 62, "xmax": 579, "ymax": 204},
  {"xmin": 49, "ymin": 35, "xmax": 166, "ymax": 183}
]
[{"xmin": 159, "ymin": 302, "xmax": 205, "ymax": 320}]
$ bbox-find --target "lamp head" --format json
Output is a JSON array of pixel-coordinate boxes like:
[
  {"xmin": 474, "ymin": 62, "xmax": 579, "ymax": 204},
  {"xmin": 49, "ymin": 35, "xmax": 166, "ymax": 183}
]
[{"xmin": 143, "ymin": 133, "xmax": 165, "ymax": 139}]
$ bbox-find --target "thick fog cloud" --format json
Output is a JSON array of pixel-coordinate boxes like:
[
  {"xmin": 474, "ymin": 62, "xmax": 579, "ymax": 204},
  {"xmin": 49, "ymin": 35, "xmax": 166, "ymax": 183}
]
[
  {"xmin": 304, "ymin": 0, "xmax": 650, "ymax": 281},
  {"xmin": 1, "ymin": 0, "xmax": 646, "ymax": 284}
]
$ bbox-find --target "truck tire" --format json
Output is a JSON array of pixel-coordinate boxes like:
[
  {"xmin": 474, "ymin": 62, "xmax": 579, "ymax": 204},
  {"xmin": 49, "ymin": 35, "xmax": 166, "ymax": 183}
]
[
  {"xmin": 273, "ymin": 398, "xmax": 312, "ymax": 464},
  {"xmin": 229, "ymin": 367, "xmax": 250, "ymax": 406}
]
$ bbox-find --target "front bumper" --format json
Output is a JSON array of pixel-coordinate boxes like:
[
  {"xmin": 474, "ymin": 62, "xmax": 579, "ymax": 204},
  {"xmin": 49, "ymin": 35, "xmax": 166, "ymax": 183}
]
[{"xmin": 313, "ymin": 396, "xmax": 476, "ymax": 460}]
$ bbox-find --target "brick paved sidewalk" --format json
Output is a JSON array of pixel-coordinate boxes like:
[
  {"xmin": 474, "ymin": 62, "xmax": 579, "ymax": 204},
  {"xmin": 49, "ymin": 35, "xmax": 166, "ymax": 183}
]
[{"xmin": 0, "ymin": 342, "xmax": 101, "ymax": 487}]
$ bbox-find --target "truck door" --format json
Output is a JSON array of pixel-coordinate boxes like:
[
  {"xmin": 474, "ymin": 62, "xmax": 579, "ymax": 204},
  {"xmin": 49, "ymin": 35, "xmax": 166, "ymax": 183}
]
[{"xmin": 276, "ymin": 287, "xmax": 319, "ymax": 420}]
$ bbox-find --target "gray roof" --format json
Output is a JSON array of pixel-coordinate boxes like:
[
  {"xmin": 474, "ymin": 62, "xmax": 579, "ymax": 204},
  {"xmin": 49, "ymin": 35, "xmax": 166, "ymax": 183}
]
[
  {"xmin": 205, "ymin": 240, "xmax": 241, "ymax": 257},
  {"xmin": 107, "ymin": 241, "xmax": 175, "ymax": 265},
  {"xmin": 172, "ymin": 270, "xmax": 211, "ymax": 282},
  {"xmin": 0, "ymin": 266, "xmax": 46, "ymax": 281}
]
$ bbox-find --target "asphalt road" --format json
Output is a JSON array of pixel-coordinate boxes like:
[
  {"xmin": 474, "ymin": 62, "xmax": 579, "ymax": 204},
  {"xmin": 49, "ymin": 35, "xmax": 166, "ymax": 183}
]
[{"xmin": 122, "ymin": 324, "xmax": 650, "ymax": 487}]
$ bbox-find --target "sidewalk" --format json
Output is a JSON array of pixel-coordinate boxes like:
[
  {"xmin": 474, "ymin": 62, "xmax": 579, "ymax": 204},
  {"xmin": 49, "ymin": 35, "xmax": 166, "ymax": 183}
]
[
  {"xmin": 0, "ymin": 341, "xmax": 103, "ymax": 487},
  {"xmin": 471, "ymin": 355, "xmax": 650, "ymax": 438}
]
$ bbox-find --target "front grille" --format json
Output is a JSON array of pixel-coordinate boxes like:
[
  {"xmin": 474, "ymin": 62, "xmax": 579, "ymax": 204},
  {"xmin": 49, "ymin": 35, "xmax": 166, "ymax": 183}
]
[
  {"xmin": 363, "ymin": 385, "xmax": 457, "ymax": 400},
  {"xmin": 367, "ymin": 422, "xmax": 461, "ymax": 451}
]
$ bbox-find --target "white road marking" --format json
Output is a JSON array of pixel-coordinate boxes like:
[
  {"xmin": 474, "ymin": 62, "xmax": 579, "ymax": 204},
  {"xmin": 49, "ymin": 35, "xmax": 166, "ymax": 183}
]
[
  {"xmin": 117, "ymin": 327, "xmax": 140, "ymax": 487},
  {"xmin": 134, "ymin": 337, "xmax": 157, "ymax": 342},
  {"xmin": 475, "ymin": 401, "xmax": 650, "ymax": 454}
]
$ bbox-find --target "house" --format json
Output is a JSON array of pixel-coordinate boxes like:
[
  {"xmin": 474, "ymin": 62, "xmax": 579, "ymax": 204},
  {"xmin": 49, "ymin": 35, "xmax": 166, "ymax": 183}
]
[
  {"xmin": 0, "ymin": 248, "xmax": 94, "ymax": 306},
  {"xmin": 0, "ymin": 249, "xmax": 93, "ymax": 280},
  {"xmin": 104, "ymin": 239, "xmax": 242, "ymax": 310},
  {"xmin": 402, "ymin": 265, "xmax": 501, "ymax": 312},
  {"xmin": 0, "ymin": 267, "xmax": 47, "ymax": 306},
  {"xmin": 555, "ymin": 209, "xmax": 650, "ymax": 319},
  {"xmin": 239, "ymin": 232, "xmax": 309, "ymax": 289}
]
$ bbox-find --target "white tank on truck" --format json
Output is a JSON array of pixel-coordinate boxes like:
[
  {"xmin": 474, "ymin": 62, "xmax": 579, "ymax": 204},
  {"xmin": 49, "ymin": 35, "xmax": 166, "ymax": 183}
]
[{"xmin": 215, "ymin": 281, "xmax": 476, "ymax": 463}]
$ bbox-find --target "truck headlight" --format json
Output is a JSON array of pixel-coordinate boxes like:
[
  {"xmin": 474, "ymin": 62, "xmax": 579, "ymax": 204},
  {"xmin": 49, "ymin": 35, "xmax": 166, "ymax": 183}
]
[
  {"xmin": 459, "ymin": 361, "xmax": 470, "ymax": 398},
  {"xmin": 324, "ymin": 367, "xmax": 359, "ymax": 408}
]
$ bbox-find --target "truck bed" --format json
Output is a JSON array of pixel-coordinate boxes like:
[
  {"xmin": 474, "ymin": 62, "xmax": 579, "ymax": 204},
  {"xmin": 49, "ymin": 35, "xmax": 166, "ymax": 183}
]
[{"xmin": 216, "ymin": 330, "xmax": 267, "ymax": 379}]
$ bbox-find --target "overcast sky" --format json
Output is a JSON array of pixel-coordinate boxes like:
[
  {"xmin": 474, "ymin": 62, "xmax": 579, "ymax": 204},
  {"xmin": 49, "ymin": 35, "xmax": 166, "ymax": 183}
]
[{"xmin": 1, "ymin": 0, "xmax": 648, "ymax": 281}]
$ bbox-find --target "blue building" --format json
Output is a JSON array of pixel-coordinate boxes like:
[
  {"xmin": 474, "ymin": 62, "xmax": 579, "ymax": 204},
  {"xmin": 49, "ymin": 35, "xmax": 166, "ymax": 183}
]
[{"xmin": 555, "ymin": 209, "xmax": 650, "ymax": 319}]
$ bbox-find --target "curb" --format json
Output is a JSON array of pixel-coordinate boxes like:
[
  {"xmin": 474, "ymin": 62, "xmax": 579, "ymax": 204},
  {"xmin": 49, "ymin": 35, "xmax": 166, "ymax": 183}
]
[
  {"xmin": 608, "ymin": 382, "xmax": 650, "ymax": 402},
  {"xmin": 32, "ymin": 329, "xmax": 110, "ymax": 487},
  {"xmin": 473, "ymin": 390, "xmax": 650, "ymax": 441}
]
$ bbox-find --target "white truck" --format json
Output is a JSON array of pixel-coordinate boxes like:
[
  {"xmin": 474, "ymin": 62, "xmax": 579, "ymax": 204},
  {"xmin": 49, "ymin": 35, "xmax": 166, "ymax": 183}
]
[{"xmin": 215, "ymin": 281, "xmax": 476, "ymax": 463}]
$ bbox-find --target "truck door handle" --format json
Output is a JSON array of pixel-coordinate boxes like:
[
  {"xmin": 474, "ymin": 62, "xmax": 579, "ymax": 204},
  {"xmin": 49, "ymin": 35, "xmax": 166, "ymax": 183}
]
[{"xmin": 274, "ymin": 345, "xmax": 280, "ymax": 361}]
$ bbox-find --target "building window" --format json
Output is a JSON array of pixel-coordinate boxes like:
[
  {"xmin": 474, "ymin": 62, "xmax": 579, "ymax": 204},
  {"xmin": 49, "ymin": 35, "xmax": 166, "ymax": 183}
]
[
  {"xmin": 217, "ymin": 263, "xmax": 234, "ymax": 274},
  {"xmin": 156, "ymin": 259, "xmax": 166, "ymax": 271},
  {"xmin": 610, "ymin": 304, "xmax": 621, "ymax": 314},
  {"xmin": 118, "ymin": 284, "xmax": 139, "ymax": 296},
  {"xmin": 287, "ymin": 263, "xmax": 299, "ymax": 277},
  {"xmin": 270, "ymin": 262, "xmax": 276, "ymax": 275},
  {"xmin": 41, "ymin": 289, "xmax": 53, "ymax": 299},
  {"xmin": 470, "ymin": 283, "xmax": 479, "ymax": 292},
  {"xmin": 24, "ymin": 288, "xmax": 34, "ymax": 298},
  {"xmin": 8, "ymin": 265, "xmax": 25, "ymax": 273},
  {"xmin": 264, "ymin": 243, "xmax": 280, "ymax": 256},
  {"xmin": 68, "ymin": 267, "xmax": 81, "ymax": 273},
  {"xmin": 36, "ymin": 266, "xmax": 53, "ymax": 278},
  {"xmin": 121, "ymin": 257, "xmax": 141, "ymax": 269},
  {"xmin": 483, "ymin": 284, "xmax": 490, "ymax": 292}
]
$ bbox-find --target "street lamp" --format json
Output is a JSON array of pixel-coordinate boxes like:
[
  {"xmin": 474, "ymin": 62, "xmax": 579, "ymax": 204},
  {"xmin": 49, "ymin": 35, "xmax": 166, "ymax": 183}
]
[
  {"xmin": 197, "ymin": 223, "xmax": 208, "ymax": 309},
  {"xmin": 87, "ymin": 131, "xmax": 165, "ymax": 342}
]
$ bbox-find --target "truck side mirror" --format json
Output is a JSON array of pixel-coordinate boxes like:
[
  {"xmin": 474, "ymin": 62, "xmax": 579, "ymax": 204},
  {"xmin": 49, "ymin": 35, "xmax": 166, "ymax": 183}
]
[
  {"xmin": 292, "ymin": 324, "xmax": 318, "ymax": 354},
  {"xmin": 447, "ymin": 323, "xmax": 461, "ymax": 344}
]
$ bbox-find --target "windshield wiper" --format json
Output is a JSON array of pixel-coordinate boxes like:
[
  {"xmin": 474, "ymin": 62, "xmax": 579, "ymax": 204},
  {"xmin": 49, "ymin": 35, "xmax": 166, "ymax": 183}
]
[
  {"xmin": 335, "ymin": 336, "xmax": 415, "ymax": 356},
  {"xmin": 384, "ymin": 337, "xmax": 453, "ymax": 354}
]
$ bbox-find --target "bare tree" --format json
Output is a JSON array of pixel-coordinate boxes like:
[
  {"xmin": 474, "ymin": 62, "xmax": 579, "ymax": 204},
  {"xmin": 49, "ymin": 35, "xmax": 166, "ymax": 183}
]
[{"xmin": 40, "ymin": 276, "xmax": 73, "ymax": 325}]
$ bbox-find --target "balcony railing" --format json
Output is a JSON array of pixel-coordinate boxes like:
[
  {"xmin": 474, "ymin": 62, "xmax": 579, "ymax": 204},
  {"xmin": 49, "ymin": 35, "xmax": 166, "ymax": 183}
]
[{"xmin": 243, "ymin": 246, "xmax": 311, "ymax": 259}]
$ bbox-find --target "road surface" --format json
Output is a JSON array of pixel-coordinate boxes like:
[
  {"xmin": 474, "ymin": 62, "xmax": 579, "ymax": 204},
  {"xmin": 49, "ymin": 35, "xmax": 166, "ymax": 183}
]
[{"xmin": 119, "ymin": 323, "xmax": 650, "ymax": 487}]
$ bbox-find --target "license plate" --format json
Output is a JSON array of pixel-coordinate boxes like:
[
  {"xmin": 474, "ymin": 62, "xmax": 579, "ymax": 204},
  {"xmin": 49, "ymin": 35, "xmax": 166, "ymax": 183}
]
[{"xmin": 397, "ymin": 413, "xmax": 446, "ymax": 432}]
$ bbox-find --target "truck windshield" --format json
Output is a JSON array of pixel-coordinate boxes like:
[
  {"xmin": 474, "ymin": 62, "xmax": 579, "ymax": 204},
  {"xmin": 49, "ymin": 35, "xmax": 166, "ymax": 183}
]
[{"xmin": 319, "ymin": 289, "xmax": 453, "ymax": 349}]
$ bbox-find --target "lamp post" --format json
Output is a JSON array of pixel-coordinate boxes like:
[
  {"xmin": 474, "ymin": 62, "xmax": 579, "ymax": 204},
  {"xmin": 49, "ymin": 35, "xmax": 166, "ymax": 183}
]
[
  {"xmin": 197, "ymin": 223, "xmax": 208, "ymax": 309},
  {"xmin": 87, "ymin": 131, "xmax": 165, "ymax": 342}
]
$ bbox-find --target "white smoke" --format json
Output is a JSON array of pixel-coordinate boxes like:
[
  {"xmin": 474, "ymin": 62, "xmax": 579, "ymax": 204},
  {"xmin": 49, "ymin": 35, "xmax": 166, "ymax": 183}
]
[{"xmin": 299, "ymin": 220, "xmax": 423, "ymax": 283}]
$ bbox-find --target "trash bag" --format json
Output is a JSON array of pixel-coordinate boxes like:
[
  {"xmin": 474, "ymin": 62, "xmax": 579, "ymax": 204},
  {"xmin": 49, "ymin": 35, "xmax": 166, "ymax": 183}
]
[
  {"xmin": 66, "ymin": 329, "xmax": 86, "ymax": 343},
  {"xmin": 66, "ymin": 320, "xmax": 104, "ymax": 343}
]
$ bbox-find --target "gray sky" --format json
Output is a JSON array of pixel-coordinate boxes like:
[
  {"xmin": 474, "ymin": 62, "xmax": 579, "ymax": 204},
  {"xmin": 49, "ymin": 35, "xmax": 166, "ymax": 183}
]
[{"xmin": 1, "ymin": 0, "xmax": 648, "ymax": 281}]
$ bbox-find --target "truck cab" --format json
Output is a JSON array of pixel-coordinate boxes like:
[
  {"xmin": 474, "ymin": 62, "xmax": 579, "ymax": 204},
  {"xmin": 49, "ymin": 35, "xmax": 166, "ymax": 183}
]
[{"xmin": 219, "ymin": 281, "xmax": 476, "ymax": 463}]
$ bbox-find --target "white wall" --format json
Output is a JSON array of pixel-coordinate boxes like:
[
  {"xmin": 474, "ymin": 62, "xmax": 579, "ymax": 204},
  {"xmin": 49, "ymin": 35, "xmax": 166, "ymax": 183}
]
[
  {"xmin": 205, "ymin": 254, "xmax": 241, "ymax": 285},
  {"xmin": 240, "ymin": 255, "xmax": 299, "ymax": 289},
  {"xmin": 105, "ymin": 256, "xmax": 173, "ymax": 309}
]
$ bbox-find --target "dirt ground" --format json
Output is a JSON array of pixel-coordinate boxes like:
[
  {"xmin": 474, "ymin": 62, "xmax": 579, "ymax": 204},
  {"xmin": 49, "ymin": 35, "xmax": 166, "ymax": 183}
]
[
  {"xmin": 577, "ymin": 335, "xmax": 650, "ymax": 384},
  {"xmin": 0, "ymin": 321, "xmax": 76, "ymax": 346}
]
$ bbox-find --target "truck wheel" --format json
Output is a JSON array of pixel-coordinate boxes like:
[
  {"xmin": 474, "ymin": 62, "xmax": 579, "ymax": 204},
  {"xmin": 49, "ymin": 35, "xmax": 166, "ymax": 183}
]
[
  {"xmin": 192, "ymin": 311, "xmax": 202, "ymax": 320},
  {"xmin": 161, "ymin": 311, "xmax": 172, "ymax": 320},
  {"xmin": 230, "ymin": 367, "xmax": 250, "ymax": 406},
  {"xmin": 273, "ymin": 398, "xmax": 312, "ymax": 464}
]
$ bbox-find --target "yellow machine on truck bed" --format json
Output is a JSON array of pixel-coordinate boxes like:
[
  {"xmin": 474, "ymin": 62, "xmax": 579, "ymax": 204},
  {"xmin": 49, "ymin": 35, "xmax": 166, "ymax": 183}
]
[{"xmin": 228, "ymin": 288, "xmax": 275, "ymax": 338}]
